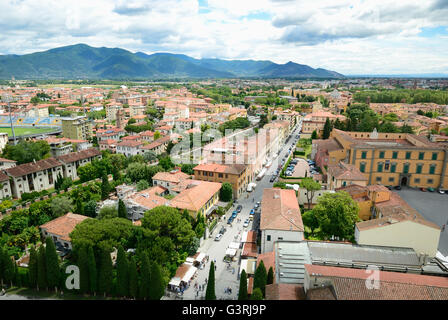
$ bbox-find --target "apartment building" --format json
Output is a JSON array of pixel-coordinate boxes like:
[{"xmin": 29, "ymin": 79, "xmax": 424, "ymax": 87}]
[
  {"xmin": 313, "ymin": 128, "xmax": 448, "ymax": 189},
  {"xmin": 56, "ymin": 148, "xmax": 102, "ymax": 181},
  {"xmin": 116, "ymin": 140, "xmax": 144, "ymax": 157},
  {"xmin": 61, "ymin": 116, "xmax": 93, "ymax": 140},
  {"xmin": 106, "ymin": 103, "xmax": 123, "ymax": 121},
  {"xmin": 302, "ymin": 111, "xmax": 346, "ymax": 137}
]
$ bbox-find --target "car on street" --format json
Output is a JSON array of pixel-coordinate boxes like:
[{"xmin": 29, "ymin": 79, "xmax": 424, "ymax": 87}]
[
  {"xmin": 250, "ymin": 209, "xmax": 255, "ymax": 215},
  {"xmin": 420, "ymin": 187, "xmax": 427, "ymax": 192},
  {"xmin": 215, "ymin": 233, "xmax": 223, "ymax": 241},
  {"xmin": 219, "ymin": 226, "xmax": 226, "ymax": 235},
  {"xmin": 232, "ymin": 211, "xmax": 238, "ymax": 218},
  {"xmin": 394, "ymin": 185, "xmax": 401, "ymax": 190},
  {"xmin": 227, "ymin": 217, "xmax": 234, "ymax": 224},
  {"xmin": 427, "ymin": 187, "xmax": 435, "ymax": 192},
  {"xmin": 386, "ymin": 186, "xmax": 393, "ymax": 190},
  {"xmin": 236, "ymin": 205, "xmax": 242, "ymax": 213},
  {"xmin": 243, "ymin": 219, "xmax": 250, "ymax": 228},
  {"xmin": 438, "ymin": 189, "xmax": 446, "ymax": 194},
  {"xmin": 270, "ymin": 176, "xmax": 276, "ymax": 183}
]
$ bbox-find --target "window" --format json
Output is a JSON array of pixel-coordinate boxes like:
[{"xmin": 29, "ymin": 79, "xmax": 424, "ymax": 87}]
[
  {"xmin": 361, "ymin": 151, "xmax": 367, "ymax": 159},
  {"xmin": 432, "ymin": 152, "xmax": 438, "ymax": 160},
  {"xmin": 419, "ymin": 152, "xmax": 424, "ymax": 160},
  {"xmin": 429, "ymin": 165, "xmax": 436, "ymax": 175},
  {"xmin": 388, "ymin": 177, "xmax": 394, "ymax": 182},
  {"xmin": 403, "ymin": 163, "xmax": 409, "ymax": 174},
  {"xmin": 427, "ymin": 179, "xmax": 433, "ymax": 184},
  {"xmin": 379, "ymin": 151, "xmax": 385, "ymax": 159},
  {"xmin": 405, "ymin": 152, "xmax": 411, "ymax": 160},
  {"xmin": 267, "ymin": 235, "xmax": 271, "ymax": 241},
  {"xmin": 360, "ymin": 163, "xmax": 366, "ymax": 173},
  {"xmin": 376, "ymin": 177, "xmax": 382, "ymax": 182},
  {"xmin": 414, "ymin": 178, "xmax": 420, "ymax": 183},
  {"xmin": 392, "ymin": 151, "xmax": 398, "ymax": 159},
  {"xmin": 218, "ymin": 173, "xmax": 223, "ymax": 178},
  {"xmin": 377, "ymin": 163, "xmax": 383, "ymax": 173},
  {"xmin": 416, "ymin": 164, "xmax": 423, "ymax": 174}
]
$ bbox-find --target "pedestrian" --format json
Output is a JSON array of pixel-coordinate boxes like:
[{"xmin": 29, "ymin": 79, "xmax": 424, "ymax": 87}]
[
  {"xmin": 443, "ymin": 224, "xmax": 446, "ymax": 232},
  {"xmin": 215, "ymin": 264, "xmax": 217, "ymax": 271}
]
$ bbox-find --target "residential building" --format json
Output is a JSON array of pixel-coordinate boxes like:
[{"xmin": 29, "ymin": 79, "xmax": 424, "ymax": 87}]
[
  {"xmin": 327, "ymin": 161, "xmax": 368, "ymax": 189},
  {"xmin": 61, "ymin": 116, "xmax": 93, "ymax": 140},
  {"xmin": 302, "ymin": 111, "xmax": 346, "ymax": 137},
  {"xmin": 152, "ymin": 169, "xmax": 191, "ymax": 193},
  {"xmin": 0, "ymin": 171, "xmax": 12, "ymax": 199},
  {"xmin": 0, "ymin": 157, "xmax": 17, "ymax": 170},
  {"xmin": 40, "ymin": 212, "xmax": 90, "ymax": 250},
  {"xmin": 116, "ymin": 140, "xmax": 144, "ymax": 157},
  {"xmin": 260, "ymin": 188, "xmax": 304, "ymax": 254},
  {"xmin": 56, "ymin": 148, "xmax": 102, "ymax": 181},
  {"xmin": 0, "ymin": 133, "xmax": 8, "ymax": 153}
]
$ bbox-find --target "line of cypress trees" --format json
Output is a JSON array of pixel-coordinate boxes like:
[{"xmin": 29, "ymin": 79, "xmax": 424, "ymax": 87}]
[
  {"xmin": 139, "ymin": 252, "xmax": 151, "ymax": 300},
  {"xmin": 37, "ymin": 245, "xmax": 47, "ymax": 291},
  {"xmin": 128, "ymin": 256, "xmax": 138, "ymax": 299},
  {"xmin": 116, "ymin": 246, "xmax": 129, "ymax": 298},
  {"xmin": 238, "ymin": 269, "xmax": 248, "ymax": 300},
  {"xmin": 28, "ymin": 245, "xmax": 38, "ymax": 289},
  {"xmin": 45, "ymin": 237, "xmax": 60, "ymax": 293},
  {"xmin": 205, "ymin": 261, "xmax": 216, "ymax": 300},
  {"xmin": 253, "ymin": 260, "xmax": 267, "ymax": 298},
  {"xmin": 98, "ymin": 247, "xmax": 113, "ymax": 297},
  {"xmin": 149, "ymin": 262, "xmax": 164, "ymax": 300}
]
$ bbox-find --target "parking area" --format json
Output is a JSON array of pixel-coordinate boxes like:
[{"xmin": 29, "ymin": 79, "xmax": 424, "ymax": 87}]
[
  {"xmin": 395, "ymin": 188, "xmax": 448, "ymax": 256},
  {"xmin": 291, "ymin": 158, "xmax": 310, "ymax": 178}
]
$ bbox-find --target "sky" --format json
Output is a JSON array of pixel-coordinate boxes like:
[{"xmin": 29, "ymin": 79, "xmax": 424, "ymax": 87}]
[{"xmin": 0, "ymin": 0, "xmax": 447, "ymax": 75}]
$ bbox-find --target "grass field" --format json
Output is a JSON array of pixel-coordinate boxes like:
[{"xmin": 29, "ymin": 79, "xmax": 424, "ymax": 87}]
[{"xmin": 0, "ymin": 127, "xmax": 58, "ymax": 137}]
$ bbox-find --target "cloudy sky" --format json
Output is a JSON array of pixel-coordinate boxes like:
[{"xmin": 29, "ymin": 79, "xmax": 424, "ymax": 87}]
[{"xmin": 0, "ymin": 0, "xmax": 447, "ymax": 75}]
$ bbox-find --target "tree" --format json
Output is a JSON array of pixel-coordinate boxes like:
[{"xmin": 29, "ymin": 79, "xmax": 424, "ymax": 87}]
[
  {"xmin": 87, "ymin": 245, "xmax": 97, "ymax": 295},
  {"xmin": 1, "ymin": 140, "xmax": 50, "ymax": 165},
  {"xmin": 219, "ymin": 182, "xmax": 233, "ymax": 202},
  {"xmin": 379, "ymin": 121, "xmax": 398, "ymax": 133},
  {"xmin": 149, "ymin": 262, "xmax": 164, "ymax": 300},
  {"xmin": 205, "ymin": 261, "xmax": 216, "ymax": 300},
  {"xmin": 400, "ymin": 123, "xmax": 414, "ymax": 134},
  {"xmin": 322, "ymin": 118, "xmax": 332, "ymax": 139},
  {"xmin": 28, "ymin": 245, "xmax": 38, "ymax": 289},
  {"xmin": 299, "ymin": 178, "xmax": 322, "ymax": 210},
  {"xmin": 154, "ymin": 131, "xmax": 161, "ymax": 140},
  {"xmin": 83, "ymin": 200, "xmax": 97, "ymax": 218},
  {"xmin": 417, "ymin": 109, "xmax": 424, "ymax": 116},
  {"xmin": 253, "ymin": 260, "xmax": 267, "ymax": 297},
  {"xmin": 77, "ymin": 245, "xmax": 89, "ymax": 294},
  {"xmin": 158, "ymin": 156, "xmax": 174, "ymax": 171},
  {"xmin": 136, "ymin": 179, "xmax": 150, "ymax": 191},
  {"xmin": 143, "ymin": 151, "xmax": 157, "ymax": 163},
  {"xmin": 37, "ymin": 245, "xmax": 47, "ymax": 291},
  {"xmin": 116, "ymin": 246, "xmax": 129, "ymax": 297},
  {"xmin": 128, "ymin": 256, "xmax": 138, "ymax": 299},
  {"xmin": 267, "ymin": 267, "xmax": 274, "ymax": 285},
  {"xmin": 98, "ymin": 247, "xmax": 113, "ymax": 297},
  {"xmin": 101, "ymin": 173, "xmax": 111, "ymax": 200},
  {"xmin": 0, "ymin": 246, "xmax": 15, "ymax": 287},
  {"xmin": 238, "ymin": 269, "xmax": 248, "ymax": 300},
  {"xmin": 139, "ymin": 252, "xmax": 151, "ymax": 300},
  {"xmin": 180, "ymin": 164, "xmax": 195, "ymax": 175},
  {"xmin": 50, "ymin": 196, "xmax": 73, "ymax": 217},
  {"xmin": 311, "ymin": 130, "xmax": 317, "ymax": 139},
  {"xmin": 45, "ymin": 237, "xmax": 60, "ymax": 292},
  {"xmin": 98, "ymin": 205, "xmax": 118, "ymax": 219},
  {"xmin": 302, "ymin": 210, "xmax": 319, "ymax": 235},
  {"xmin": 312, "ymin": 191, "xmax": 360, "ymax": 242},
  {"xmin": 251, "ymin": 288, "xmax": 263, "ymax": 300},
  {"xmin": 118, "ymin": 199, "xmax": 128, "ymax": 219}
]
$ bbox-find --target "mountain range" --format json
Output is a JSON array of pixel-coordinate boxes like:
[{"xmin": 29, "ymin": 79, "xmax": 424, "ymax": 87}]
[{"xmin": 0, "ymin": 44, "xmax": 344, "ymax": 80}]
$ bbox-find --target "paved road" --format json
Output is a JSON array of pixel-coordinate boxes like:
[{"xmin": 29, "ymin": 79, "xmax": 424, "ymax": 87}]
[
  {"xmin": 395, "ymin": 188, "xmax": 448, "ymax": 256},
  {"xmin": 175, "ymin": 122, "xmax": 302, "ymax": 300}
]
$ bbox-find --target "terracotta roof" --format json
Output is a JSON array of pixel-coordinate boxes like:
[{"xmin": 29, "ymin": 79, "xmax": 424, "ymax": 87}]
[
  {"xmin": 0, "ymin": 171, "xmax": 9, "ymax": 181},
  {"xmin": 306, "ymin": 287, "xmax": 336, "ymax": 300},
  {"xmin": 257, "ymin": 251, "xmax": 275, "ymax": 275},
  {"xmin": 242, "ymin": 242, "xmax": 258, "ymax": 258},
  {"xmin": 0, "ymin": 157, "xmax": 17, "ymax": 163},
  {"xmin": 56, "ymin": 148, "xmax": 101, "ymax": 164},
  {"xmin": 153, "ymin": 170, "xmax": 191, "ymax": 184},
  {"xmin": 304, "ymin": 264, "xmax": 448, "ymax": 300},
  {"xmin": 40, "ymin": 212, "xmax": 90, "ymax": 242},
  {"xmin": 328, "ymin": 162, "xmax": 367, "ymax": 181},
  {"xmin": 170, "ymin": 180, "xmax": 221, "ymax": 212},
  {"xmin": 127, "ymin": 186, "xmax": 169, "ymax": 210},
  {"xmin": 194, "ymin": 163, "xmax": 246, "ymax": 175},
  {"xmin": 116, "ymin": 140, "xmax": 143, "ymax": 148},
  {"xmin": 260, "ymin": 188, "xmax": 303, "ymax": 232},
  {"xmin": 5, "ymin": 158, "xmax": 63, "ymax": 177},
  {"xmin": 265, "ymin": 284, "xmax": 305, "ymax": 300}
]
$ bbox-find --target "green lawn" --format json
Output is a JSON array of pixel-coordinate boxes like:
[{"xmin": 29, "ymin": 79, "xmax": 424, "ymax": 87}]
[{"xmin": 0, "ymin": 127, "xmax": 57, "ymax": 137}]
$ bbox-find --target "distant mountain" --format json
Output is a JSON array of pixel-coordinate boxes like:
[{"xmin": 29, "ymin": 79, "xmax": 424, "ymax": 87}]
[{"xmin": 0, "ymin": 44, "xmax": 344, "ymax": 79}]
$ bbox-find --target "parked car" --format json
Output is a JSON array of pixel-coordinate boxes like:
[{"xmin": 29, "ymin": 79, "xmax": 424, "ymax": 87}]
[
  {"xmin": 420, "ymin": 187, "xmax": 427, "ymax": 192},
  {"xmin": 394, "ymin": 185, "xmax": 402, "ymax": 190},
  {"xmin": 232, "ymin": 211, "xmax": 238, "ymax": 218},
  {"xmin": 250, "ymin": 209, "xmax": 255, "ymax": 215},
  {"xmin": 236, "ymin": 205, "xmax": 242, "ymax": 213},
  {"xmin": 386, "ymin": 186, "xmax": 393, "ymax": 190},
  {"xmin": 215, "ymin": 234, "xmax": 223, "ymax": 241},
  {"xmin": 219, "ymin": 226, "xmax": 226, "ymax": 235},
  {"xmin": 270, "ymin": 176, "xmax": 276, "ymax": 183},
  {"xmin": 427, "ymin": 187, "xmax": 435, "ymax": 192},
  {"xmin": 243, "ymin": 219, "xmax": 250, "ymax": 228},
  {"xmin": 227, "ymin": 217, "xmax": 234, "ymax": 224},
  {"xmin": 438, "ymin": 189, "xmax": 446, "ymax": 194}
]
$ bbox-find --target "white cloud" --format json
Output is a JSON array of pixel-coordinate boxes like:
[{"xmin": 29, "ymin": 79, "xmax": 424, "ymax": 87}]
[{"xmin": 0, "ymin": 0, "xmax": 446, "ymax": 74}]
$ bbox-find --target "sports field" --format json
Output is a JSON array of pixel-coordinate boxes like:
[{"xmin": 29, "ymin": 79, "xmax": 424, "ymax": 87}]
[{"xmin": 0, "ymin": 127, "xmax": 58, "ymax": 137}]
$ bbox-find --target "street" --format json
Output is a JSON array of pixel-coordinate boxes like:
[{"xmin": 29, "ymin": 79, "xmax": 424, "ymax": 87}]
[{"xmin": 178, "ymin": 122, "xmax": 302, "ymax": 300}]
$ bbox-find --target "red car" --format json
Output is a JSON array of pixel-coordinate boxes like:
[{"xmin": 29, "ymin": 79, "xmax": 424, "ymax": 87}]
[{"xmin": 420, "ymin": 188, "xmax": 427, "ymax": 192}]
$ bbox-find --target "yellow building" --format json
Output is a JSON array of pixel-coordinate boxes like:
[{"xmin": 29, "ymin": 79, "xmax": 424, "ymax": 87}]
[
  {"xmin": 61, "ymin": 116, "xmax": 93, "ymax": 140},
  {"xmin": 314, "ymin": 129, "xmax": 448, "ymax": 189},
  {"xmin": 327, "ymin": 162, "xmax": 368, "ymax": 189}
]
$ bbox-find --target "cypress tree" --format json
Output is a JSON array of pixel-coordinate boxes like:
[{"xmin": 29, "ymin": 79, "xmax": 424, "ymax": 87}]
[
  {"xmin": 253, "ymin": 260, "xmax": 267, "ymax": 298},
  {"xmin": 149, "ymin": 262, "xmax": 164, "ymax": 300},
  {"xmin": 45, "ymin": 238, "xmax": 60, "ymax": 292},
  {"xmin": 139, "ymin": 252, "xmax": 151, "ymax": 300},
  {"xmin": 128, "ymin": 256, "xmax": 138, "ymax": 299},
  {"xmin": 238, "ymin": 269, "xmax": 248, "ymax": 300},
  {"xmin": 87, "ymin": 245, "xmax": 97, "ymax": 295},
  {"xmin": 0, "ymin": 246, "xmax": 6, "ymax": 286},
  {"xmin": 98, "ymin": 248, "xmax": 113, "ymax": 297},
  {"xmin": 28, "ymin": 246, "xmax": 38, "ymax": 289},
  {"xmin": 118, "ymin": 199, "xmax": 127, "ymax": 219},
  {"xmin": 1, "ymin": 247, "xmax": 15, "ymax": 287},
  {"xmin": 101, "ymin": 174, "xmax": 111, "ymax": 200},
  {"xmin": 78, "ymin": 245, "xmax": 89, "ymax": 294},
  {"xmin": 205, "ymin": 261, "xmax": 216, "ymax": 300},
  {"xmin": 267, "ymin": 266, "xmax": 274, "ymax": 285},
  {"xmin": 311, "ymin": 130, "xmax": 317, "ymax": 139},
  {"xmin": 323, "ymin": 118, "xmax": 331, "ymax": 139},
  {"xmin": 37, "ymin": 245, "xmax": 47, "ymax": 291},
  {"xmin": 116, "ymin": 246, "xmax": 129, "ymax": 298}
]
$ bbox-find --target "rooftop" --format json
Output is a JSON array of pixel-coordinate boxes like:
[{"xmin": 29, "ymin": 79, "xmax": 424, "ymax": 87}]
[{"xmin": 40, "ymin": 212, "xmax": 90, "ymax": 242}]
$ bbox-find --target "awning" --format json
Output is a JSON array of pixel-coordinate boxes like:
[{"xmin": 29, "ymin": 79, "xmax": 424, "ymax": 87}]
[
  {"xmin": 181, "ymin": 265, "xmax": 197, "ymax": 283},
  {"xmin": 185, "ymin": 257, "xmax": 195, "ymax": 264},
  {"xmin": 241, "ymin": 231, "xmax": 248, "ymax": 243},
  {"xmin": 169, "ymin": 277, "xmax": 181, "ymax": 287},
  {"xmin": 195, "ymin": 252, "xmax": 206, "ymax": 262},
  {"xmin": 225, "ymin": 248, "xmax": 237, "ymax": 257},
  {"xmin": 228, "ymin": 242, "xmax": 240, "ymax": 250}
]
